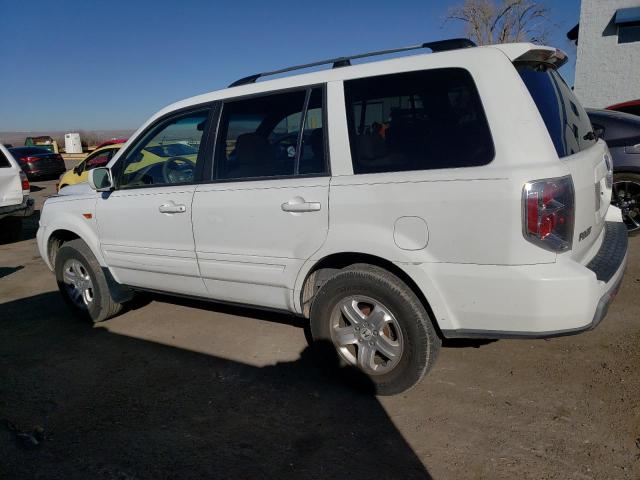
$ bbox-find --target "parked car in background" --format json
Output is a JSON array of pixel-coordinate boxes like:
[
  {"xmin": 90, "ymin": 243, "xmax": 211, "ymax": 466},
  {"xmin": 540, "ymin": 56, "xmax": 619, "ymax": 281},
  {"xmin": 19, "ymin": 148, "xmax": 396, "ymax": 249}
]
[
  {"xmin": 24, "ymin": 135, "xmax": 59, "ymax": 153},
  {"xmin": 607, "ymin": 99, "xmax": 640, "ymax": 117},
  {"xmin": 587, "ymin": 108, "xmax": 640, "ymax": 233},
  {"xmin": 37, "ymin": 40, "xmax": 627, "ymax": 395},
  {"xmin": 8, "ymin": 146, "xmax": 66, "ymax": 180},
  {"xmin": 95, "ymin": 138, "xmax": 128, "ymax": 149},
  {"xmin": 58, "ymin": 143, "xmax": 123, "ymax": 191},
  {"xmin": 0, "ymin": 145, "xmax": 34, "ymax": 242}
]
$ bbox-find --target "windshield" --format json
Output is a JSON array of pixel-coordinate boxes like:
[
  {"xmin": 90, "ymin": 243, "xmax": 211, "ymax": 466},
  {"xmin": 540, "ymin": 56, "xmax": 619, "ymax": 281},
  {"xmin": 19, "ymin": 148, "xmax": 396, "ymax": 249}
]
[{"xmin": 517, "ymin": 63, "xmax": 595, "ymax": 158}]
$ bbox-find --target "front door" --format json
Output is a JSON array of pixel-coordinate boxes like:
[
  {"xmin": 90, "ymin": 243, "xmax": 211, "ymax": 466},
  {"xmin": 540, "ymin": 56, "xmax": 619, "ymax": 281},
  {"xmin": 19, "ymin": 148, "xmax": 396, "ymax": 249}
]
[
  {"xmin": 97, "ymin": 108, "xmax": 212, "ymax": 296},
  {"xmin": 192, "ymin": 87, "xmax": 330, "ymax": 310}
]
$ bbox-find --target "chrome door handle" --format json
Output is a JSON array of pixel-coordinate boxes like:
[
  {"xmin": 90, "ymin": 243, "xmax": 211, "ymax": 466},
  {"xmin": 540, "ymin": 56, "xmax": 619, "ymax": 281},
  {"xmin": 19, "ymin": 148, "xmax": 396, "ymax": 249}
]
[
  {"xmin": 159, "ymin": 203, "xmax": 186, "ymax": 214},
  {"xmin": 281, "ymin": 199, "xmax": 321, "ymax": 213}
]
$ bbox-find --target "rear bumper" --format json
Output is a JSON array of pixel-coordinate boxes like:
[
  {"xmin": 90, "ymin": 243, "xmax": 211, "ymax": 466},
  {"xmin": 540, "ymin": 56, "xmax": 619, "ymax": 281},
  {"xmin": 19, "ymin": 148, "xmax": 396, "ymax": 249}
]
[
  {"xmin": 0, "ymin": 196, "xmax": 34, "ymax": 219},
  {"xmin": 403, "ymin": 218, "xmax": 628, "ymax": 339}
]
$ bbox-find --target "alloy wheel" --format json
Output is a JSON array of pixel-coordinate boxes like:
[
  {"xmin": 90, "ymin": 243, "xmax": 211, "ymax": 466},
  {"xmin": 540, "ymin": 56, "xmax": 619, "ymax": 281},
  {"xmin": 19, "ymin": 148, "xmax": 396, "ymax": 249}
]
[
  {"xmin": 330, "ymin": 295, "xmax": 404, "ymax": 375},
  {"xmin": 612, "ymin": 180, "xmax": 640, "ymax": 232},
  {"xmin": 62, "ymin": 259, "xmax": 94, "ymax": 309}
]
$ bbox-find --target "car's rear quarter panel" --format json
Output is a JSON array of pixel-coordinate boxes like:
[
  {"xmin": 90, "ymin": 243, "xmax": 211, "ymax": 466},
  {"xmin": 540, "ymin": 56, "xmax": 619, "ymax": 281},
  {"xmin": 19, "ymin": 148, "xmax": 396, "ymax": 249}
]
[{"xmin": 296, "ymin": 47, "xmax": 593, "ymax": 331}]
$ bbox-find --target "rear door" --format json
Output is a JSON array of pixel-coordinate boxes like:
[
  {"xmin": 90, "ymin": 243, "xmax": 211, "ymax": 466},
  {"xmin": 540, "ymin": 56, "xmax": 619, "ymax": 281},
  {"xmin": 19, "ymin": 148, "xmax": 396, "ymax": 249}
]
[
  {"xmin": 192, "ymin": 87, "xmax": 329, "ymax": 310},
  {"xmin": 96, "ymin": 107, "xmax": 213, "ymax": 295},
  {"xmin": 517, "ymin": 64, "xmax": 611, "ymax": 262}
]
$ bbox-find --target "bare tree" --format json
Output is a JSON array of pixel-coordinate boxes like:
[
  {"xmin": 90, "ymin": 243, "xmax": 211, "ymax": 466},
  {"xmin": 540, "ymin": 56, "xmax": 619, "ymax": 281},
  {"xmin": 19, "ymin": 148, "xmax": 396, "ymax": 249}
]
[{"xmin": 444, "ymin": 0, "xmax": 551, "ymax": 45}]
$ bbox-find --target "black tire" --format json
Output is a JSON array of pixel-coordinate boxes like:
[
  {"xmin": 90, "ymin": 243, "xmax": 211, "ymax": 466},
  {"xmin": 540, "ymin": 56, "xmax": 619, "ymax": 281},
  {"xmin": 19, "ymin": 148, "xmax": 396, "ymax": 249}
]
[
  {"xmin": 54, "ymin": 239, "xmax": 123, "ymax": 323},
  {"xmin": 309, "ymin": 264, "xmax": 441, "ymax": 395},
  {"xmin": 612, "ymin": 172, "xmax": 640, "ymax": 235},
  {"xmin": 0, "ymin": 216, "xmax": 22, "ymax": 243}
]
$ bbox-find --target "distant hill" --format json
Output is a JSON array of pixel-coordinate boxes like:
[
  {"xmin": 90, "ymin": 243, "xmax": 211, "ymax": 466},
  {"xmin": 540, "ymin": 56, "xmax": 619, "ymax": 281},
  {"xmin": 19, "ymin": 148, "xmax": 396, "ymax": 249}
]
[{"xmin": 0, "ymin": 130, "xmax": 134, "ymax": 148}]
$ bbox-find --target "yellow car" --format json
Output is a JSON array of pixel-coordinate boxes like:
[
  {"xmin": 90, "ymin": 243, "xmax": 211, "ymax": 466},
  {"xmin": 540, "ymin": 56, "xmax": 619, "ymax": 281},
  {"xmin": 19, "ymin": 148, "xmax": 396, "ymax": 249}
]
[
  {"xmin": 57, "ymin": 143, "xmax": 123, "ymax": 191},
  {"xmin": 121, "ymin": 141, "xmax": 198, "ymax": 187},
  {"xmin": 57, "ymin": 141, "xmax": 199, "ymax": 191}
]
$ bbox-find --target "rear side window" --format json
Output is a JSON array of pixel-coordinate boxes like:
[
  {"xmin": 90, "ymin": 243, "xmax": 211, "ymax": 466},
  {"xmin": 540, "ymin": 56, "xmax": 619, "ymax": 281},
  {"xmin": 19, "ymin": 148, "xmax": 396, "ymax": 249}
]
[
  {"xmin": 0, "ymin": 150, "xmax": 10, "ymax": 168},
  {"xmin": 517, "ymin": 64, "xmax": 595, "ymax": 158},
  {"xmin": 344, "ymin": 68, "xmax": 494, "ymax": 174},
  {"xmin": 215, "ymin": 87, "xmax": 327, "ymax": 180}
]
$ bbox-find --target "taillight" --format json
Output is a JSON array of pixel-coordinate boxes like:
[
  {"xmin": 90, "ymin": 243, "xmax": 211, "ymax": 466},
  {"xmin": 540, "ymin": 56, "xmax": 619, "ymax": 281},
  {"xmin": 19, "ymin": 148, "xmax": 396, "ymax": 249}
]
[
  {"xmin": 20, "ymin": 156, "xmax": 40, "ymax": 163},
  {"xmin": 522, "ymin": 176, "xmax": 574, "ymax": 252},
  {"xmin": 20, "ymin": 171, "xmax": 30, "ymax": 192}
]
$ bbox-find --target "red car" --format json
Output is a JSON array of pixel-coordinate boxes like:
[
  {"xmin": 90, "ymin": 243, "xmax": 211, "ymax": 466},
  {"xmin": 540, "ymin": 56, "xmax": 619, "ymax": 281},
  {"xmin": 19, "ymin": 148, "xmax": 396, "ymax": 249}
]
[
  {"xmin": 95, "ymin": 138, "xmax": 128, "ymax": 149},
  {"xmin": 607, "ymin": 99, "xmax": 640, "ymax": 116}
]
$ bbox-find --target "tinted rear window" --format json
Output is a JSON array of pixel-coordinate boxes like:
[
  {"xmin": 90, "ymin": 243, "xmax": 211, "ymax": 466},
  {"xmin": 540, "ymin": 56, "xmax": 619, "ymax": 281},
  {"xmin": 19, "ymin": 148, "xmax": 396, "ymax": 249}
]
[
  {"xmin": 517, "ymin": 64, "xmax": 595, "ymax": 158},
  {"xmin": 9, "ymin": 147, "xmax": 50, "ymax": 156},
  {"xmin": 614, "ymin": 104, "xmax": 640, "ymax": 116},
  {"xmin": 344, "ymin": 68, "xmax": 494, "ymax": 174}
]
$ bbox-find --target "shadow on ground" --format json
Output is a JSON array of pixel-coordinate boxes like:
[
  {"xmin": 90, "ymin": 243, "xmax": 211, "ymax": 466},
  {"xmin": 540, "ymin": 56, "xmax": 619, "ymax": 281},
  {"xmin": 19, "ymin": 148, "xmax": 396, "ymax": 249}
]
[
  {"xmin": 0, "ymin": 292, "xmax": 432, "ymax": 479},
  {"xmin": 0, "ymin": 266, "xmax": 24, "ymax": 279}
]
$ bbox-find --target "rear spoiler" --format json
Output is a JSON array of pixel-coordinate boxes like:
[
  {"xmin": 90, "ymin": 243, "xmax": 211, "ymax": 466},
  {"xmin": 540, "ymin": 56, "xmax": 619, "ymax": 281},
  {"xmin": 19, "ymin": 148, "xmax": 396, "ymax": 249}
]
[{"xmin": 491, "ymin": 43, "xmax": 568, "ymax": 68}]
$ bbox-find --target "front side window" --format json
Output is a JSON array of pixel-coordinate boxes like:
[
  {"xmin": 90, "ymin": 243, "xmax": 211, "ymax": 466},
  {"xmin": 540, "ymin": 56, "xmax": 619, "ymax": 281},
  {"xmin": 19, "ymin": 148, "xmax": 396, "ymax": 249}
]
[
  {"xmin": 83, "ymin": 148, "xmax": 115, "ymax": 172},
  {"xmin": 117, "ymin": 110, "xmax": 209, "ymax": 189},
  {"xmin": 215, "ymin": 87, "xmax": 326, "ymax": 180},
  {"xmin": 344, "ymin": 68, "xmax": 494, "ymax": 174},
  {"xmin": 517, "ymin": 64, "xmax": 595, "ymax": 158}
]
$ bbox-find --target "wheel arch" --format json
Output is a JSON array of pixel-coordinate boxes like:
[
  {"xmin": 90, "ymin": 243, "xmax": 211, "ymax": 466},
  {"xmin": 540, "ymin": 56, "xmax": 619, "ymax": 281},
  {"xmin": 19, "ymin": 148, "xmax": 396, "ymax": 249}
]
[
  {"xmin": 46, "ymin": 223, "xmax": 106, "ymax": 271},
  {"xmin": 296, "ymin": 251, "xmax": 446, "ymax": 335}
]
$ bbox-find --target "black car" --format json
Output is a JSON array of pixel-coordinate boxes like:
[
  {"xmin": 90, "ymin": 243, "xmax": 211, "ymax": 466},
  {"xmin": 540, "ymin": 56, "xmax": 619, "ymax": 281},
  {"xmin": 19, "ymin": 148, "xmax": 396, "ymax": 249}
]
[
  {"xmin": 8, "ymin": 146, "xmax": 66, "ymax": 180},
  {"xmin": 587, "ymin": 108, "xmax": 640, "ymax": 233}
]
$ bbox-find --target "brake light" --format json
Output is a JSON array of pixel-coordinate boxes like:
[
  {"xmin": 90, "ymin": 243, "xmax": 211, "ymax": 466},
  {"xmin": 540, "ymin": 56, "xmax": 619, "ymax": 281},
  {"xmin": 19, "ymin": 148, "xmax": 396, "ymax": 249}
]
[
  {"xmin": 20, "ymin": 156, "xmax": 40, "ymax": 163},
  {"xmin": 20, "ymin": 171, "xmax": 30, "ymax": 192},
  {"xmin": 523, "ymin": 176, "xmax": 574, "ymax": 252}
]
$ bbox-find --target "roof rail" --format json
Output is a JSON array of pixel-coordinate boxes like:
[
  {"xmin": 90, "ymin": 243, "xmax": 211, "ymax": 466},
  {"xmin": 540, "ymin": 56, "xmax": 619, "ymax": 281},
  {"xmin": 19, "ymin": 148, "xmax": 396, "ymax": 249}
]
[{"xmin": 228, "ymin": 38, "xmax": 476, "ymax": 88}]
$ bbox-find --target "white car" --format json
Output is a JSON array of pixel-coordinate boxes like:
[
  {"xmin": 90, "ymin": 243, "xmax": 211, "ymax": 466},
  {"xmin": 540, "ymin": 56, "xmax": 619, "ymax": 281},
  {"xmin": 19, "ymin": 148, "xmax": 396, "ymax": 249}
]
[
  {"xmin": 0, "ymin": 144, "xmax": 34, "ymax": 242},
  {"xmin": 37, "ymin": 39, "xmax": 628, "ymax": 394}
]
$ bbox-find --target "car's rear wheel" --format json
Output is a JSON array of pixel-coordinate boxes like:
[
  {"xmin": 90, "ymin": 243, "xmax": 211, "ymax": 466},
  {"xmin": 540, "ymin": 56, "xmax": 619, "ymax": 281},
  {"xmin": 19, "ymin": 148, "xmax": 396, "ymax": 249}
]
[
  {"xmin": 309, "ymin": 264, "xmax": 440, "ymax": 395},
  {"xmin": 55, "ymin": 239, "xmax": 123, "ymax": 322},
  {"xmin": 0, "ymin": 217, "xmax": 22, "ymax": 243},
  {"xmin": 612, "ymin": 173, "xmax": 640, "ymax": 234}
]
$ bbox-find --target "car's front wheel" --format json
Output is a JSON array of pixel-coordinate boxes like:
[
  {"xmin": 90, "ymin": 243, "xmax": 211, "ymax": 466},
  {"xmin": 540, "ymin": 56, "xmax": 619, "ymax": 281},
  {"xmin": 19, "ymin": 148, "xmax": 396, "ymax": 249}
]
[
  {"xmin": 309, "ymin": 264, "xmax": 441, "ymax": 395},
  {"xmin": 55, "ymin": 239, "xmax": 123, "ymax": 322}
]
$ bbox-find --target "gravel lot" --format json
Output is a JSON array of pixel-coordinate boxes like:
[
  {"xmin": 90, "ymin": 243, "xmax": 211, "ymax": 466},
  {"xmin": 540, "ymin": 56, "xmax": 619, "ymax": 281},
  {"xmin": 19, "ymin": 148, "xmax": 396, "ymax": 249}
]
[{"xmin": 1, "ymin": 178, "xmax": 639, "ymax": 479}]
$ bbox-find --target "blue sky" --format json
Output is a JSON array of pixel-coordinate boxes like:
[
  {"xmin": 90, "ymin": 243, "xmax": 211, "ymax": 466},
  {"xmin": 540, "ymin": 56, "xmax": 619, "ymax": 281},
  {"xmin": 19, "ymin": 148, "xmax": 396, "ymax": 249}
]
[{"xmin": 0, "ymin": 0, "xmax": 581, "ymax": 131}]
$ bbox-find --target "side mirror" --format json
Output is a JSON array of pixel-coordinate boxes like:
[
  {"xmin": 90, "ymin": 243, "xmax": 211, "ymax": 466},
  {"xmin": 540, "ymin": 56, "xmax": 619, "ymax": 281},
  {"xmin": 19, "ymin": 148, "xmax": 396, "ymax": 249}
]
[
  {"xmin": 73, "ymin": 164, "xmax": 83, "ymax": 175},
  {"xmin": 88, "ymin": 167, "xmax": 114, "ymax": 192}
]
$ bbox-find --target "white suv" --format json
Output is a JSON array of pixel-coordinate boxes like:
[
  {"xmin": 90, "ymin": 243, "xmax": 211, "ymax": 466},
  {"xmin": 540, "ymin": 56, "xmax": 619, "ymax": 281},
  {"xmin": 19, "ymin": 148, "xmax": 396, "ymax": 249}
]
[
  {"xmin": 0, "ymin": 144, "xmax": 34, "ymax": 242},
  {"xmin": 37, "ymin": 40, "xmax": 628, "ymax": 394}
]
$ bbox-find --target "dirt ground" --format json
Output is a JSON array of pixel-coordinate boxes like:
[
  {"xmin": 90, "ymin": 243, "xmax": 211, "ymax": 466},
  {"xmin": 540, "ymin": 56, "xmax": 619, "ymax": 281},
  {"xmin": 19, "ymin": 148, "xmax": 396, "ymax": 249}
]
[{"xmin": 1, "ymin": 178, "xmax": 639, "ymax": 480}]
